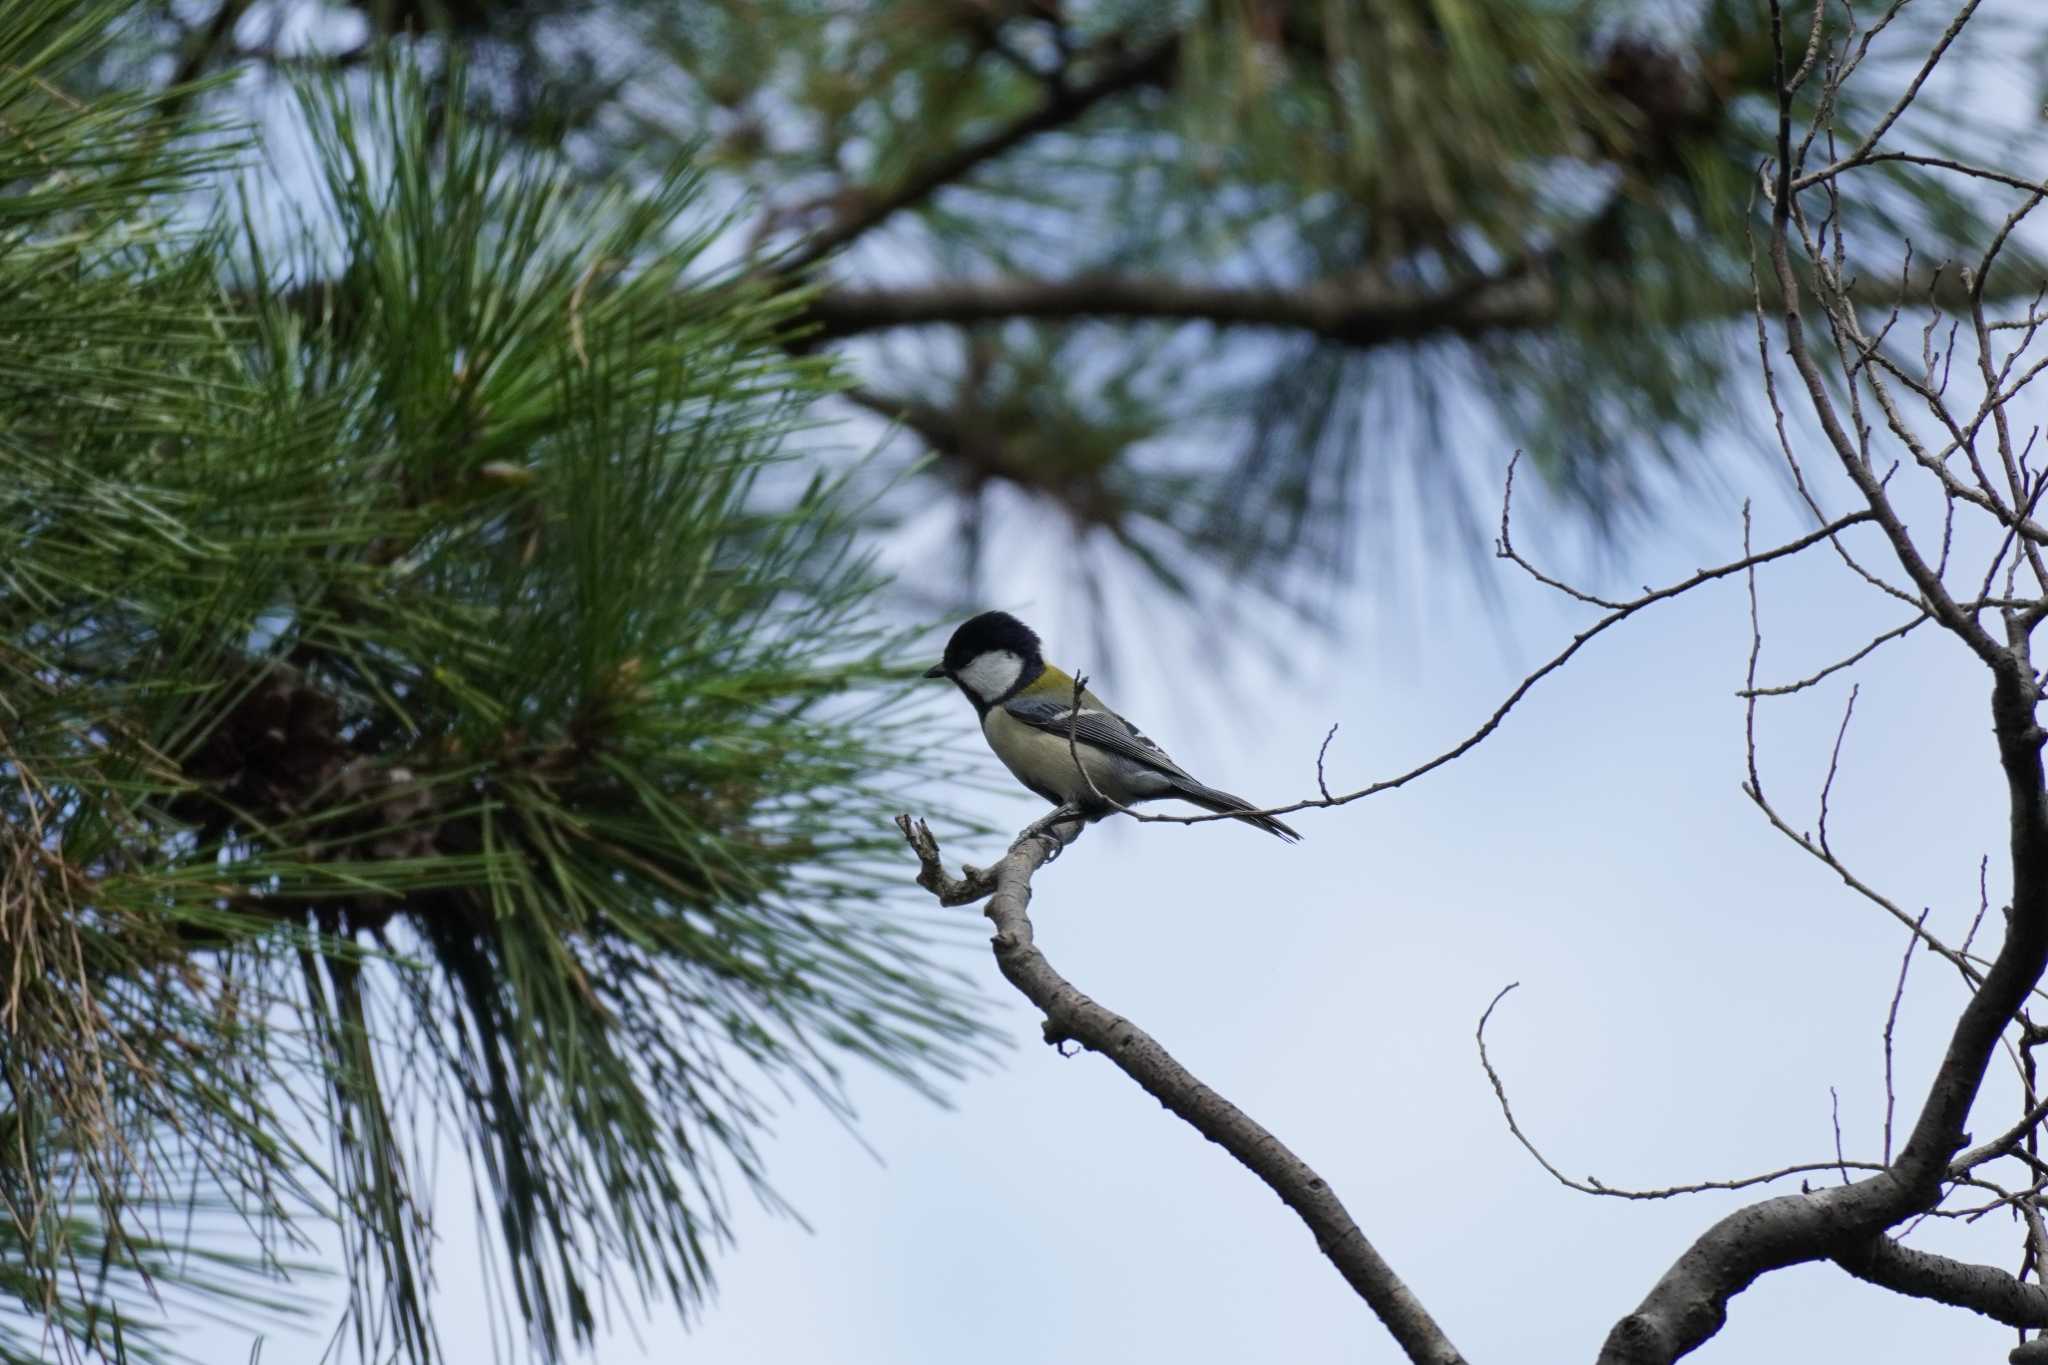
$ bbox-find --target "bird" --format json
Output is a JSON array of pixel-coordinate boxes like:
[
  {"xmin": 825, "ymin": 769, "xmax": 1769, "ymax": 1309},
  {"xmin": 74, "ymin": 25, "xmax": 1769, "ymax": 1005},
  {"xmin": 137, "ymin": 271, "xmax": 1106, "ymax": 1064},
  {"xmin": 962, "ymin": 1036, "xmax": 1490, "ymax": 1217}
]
[{"xmin": 923, "ymin": 611, "xmax": 1300, "ymax": 842}]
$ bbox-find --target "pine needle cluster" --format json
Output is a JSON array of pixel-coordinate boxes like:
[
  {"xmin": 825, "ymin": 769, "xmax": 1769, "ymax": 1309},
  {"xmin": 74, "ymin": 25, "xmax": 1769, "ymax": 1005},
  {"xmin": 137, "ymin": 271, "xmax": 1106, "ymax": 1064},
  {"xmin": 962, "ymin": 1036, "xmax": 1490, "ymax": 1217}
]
[{"xmin": 0, "ymin": 11, "xmax": 987, "ymax": 1360}]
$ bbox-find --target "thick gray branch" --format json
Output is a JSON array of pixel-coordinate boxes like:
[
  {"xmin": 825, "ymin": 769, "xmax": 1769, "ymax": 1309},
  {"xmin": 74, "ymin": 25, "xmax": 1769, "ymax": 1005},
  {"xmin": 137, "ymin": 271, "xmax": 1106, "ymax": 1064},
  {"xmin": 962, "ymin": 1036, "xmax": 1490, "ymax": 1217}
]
[
  {"xmin": 895, "ymin": 816, "xmax": 1467, "ymax": 1365},
  {"xmin": 1833, "ymin": 1234, "xmax": 2048, "ymax": 1329}
]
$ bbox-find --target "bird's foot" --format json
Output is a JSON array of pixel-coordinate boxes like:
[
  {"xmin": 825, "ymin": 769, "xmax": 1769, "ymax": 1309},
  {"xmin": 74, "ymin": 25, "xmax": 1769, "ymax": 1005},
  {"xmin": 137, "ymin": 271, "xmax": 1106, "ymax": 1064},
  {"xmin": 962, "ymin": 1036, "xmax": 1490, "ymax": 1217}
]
[{"xmin": 1017, "ymin": 804, "xmax": 1087, "ymax": 857}]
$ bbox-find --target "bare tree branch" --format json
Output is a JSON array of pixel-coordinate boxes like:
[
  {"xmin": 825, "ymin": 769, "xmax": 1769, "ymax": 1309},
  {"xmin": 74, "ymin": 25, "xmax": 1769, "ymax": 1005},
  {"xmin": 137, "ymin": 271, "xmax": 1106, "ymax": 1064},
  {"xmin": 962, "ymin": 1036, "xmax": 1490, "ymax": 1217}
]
[
  {"xmin": 1789, "ymin": 0, "xmax": 1988, "ymax": 192},
  {"xmin": 803, "ymin": 265, "xmax": 2019, "ymax": 348},
  {"xmin": 1952, "ymin": 1096, "xmax": 2048, "ymax": 1177},
  {"xmin": 895, "ymin": 816, "xmax": 1469, "ymax": 1365},
  {"xmin": 805, "ymin": 270, "xmax": 1551, "ymax": 345},
  {"xmin": 1737, "ymin": 613, "xmax": 1928, "ymax": 697},
  {"xmin": 1832, "ymin": 1235, "xmax": 2048, "ymax": 1329},
  {"xmin": 1884, "ymin": 910, "xmax": 1932, "ymax": 1163},
  {"xmin": 1593, "ymin": 8, "xmax": 2048, "ymax": 1359},
  {"xmin": 1801, "ymin": 150, "xmax": 2048, "ymax": 198}
]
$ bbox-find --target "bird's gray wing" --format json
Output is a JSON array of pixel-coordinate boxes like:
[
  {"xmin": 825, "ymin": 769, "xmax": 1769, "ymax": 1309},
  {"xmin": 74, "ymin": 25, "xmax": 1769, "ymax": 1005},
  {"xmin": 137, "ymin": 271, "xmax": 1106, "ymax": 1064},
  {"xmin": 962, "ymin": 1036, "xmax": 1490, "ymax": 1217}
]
[
  {"xmin": 1002, "ymin": 693, "xmax": 1301, "ymax": 841},
  {"xmin": 1000, "ymin": 696, "xmax": 1198, "ymax": 783}
]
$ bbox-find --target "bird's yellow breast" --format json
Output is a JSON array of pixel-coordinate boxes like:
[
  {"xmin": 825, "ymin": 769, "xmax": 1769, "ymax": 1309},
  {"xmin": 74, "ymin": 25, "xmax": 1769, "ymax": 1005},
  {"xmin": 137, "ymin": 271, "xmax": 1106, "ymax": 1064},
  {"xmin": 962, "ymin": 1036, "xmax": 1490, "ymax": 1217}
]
[{"xmin": 982, "ymin": 700, "xmax": 1120, "ymax": 805}]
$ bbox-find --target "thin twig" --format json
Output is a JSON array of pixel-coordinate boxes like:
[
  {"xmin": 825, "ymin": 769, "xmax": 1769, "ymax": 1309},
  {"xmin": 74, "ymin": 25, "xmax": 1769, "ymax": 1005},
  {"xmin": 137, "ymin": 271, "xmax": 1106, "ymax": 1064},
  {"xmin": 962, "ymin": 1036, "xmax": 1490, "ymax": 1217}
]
[
  {"xmin": 1498, "ymin": 452, "xmax": 1627, "ymax": 609},
  {"xmin": 1831, "ymin": 1086, "xmax": 1851, "ymax": 1185},
  {"xmin": 1746, "ymin": 778, "xmax": 1983, "ymax": 986},
  {"xmin": 1818, "ymin": 684, "xmax": 1860, "ymax": 859},
  {"xmin": 1738, "ymin": 614, "xmax": 1928, "ymax": 697},
  {"xmin": 1745, "ymin": 503, "xmax": 1766, "ymax": 799},
  {"xmin": 1477, "ymin": 986, "xmax": 1883, "ymax": 1199},
  {"xmin": 1962, "ymin": 857, "xmax": 1992, "ymax": 960},
  {"xmin": 1315, "ymin": 723, "xmax": 1340, "ymax": 802},
  {"xmin": 1121, "ymin": 511, "xmax": 1875, "ymax": 831},
  {"xmin": 1790, "ymin": 0, "xmax": 1986, "ymax": 191},
  {"xmin": 1885, "ymin": 909, "xmax": 1931, "ymax": 1164},
  {"xmin": 1064, "ymin": 670, "xmax": 1125, "ymax": 816}
]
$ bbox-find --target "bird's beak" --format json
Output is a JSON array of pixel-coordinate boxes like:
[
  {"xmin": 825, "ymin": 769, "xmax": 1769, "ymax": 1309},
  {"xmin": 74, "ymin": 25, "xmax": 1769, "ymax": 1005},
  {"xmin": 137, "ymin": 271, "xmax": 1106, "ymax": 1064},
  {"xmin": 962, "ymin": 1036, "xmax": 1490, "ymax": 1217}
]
[{"xmin": 922, "ymin": 663, "xmax": 947, "ymax": 679}]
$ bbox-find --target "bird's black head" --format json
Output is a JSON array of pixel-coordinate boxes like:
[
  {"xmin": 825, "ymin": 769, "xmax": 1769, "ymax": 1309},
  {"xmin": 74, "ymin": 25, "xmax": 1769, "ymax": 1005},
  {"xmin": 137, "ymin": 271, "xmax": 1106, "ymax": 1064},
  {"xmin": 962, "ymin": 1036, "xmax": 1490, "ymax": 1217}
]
[{"xmin": 923, "ymin": 611, "xmax": 1046, "ymax": 705}]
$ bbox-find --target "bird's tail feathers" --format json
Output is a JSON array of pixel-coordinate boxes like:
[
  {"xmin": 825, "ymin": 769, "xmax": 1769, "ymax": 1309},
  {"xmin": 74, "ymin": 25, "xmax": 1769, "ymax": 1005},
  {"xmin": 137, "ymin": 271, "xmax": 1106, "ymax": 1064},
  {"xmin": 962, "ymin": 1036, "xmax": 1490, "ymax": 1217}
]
[{"xmin": 1173, "ymin": 780, "xmax": 1301, "ymax": 843}]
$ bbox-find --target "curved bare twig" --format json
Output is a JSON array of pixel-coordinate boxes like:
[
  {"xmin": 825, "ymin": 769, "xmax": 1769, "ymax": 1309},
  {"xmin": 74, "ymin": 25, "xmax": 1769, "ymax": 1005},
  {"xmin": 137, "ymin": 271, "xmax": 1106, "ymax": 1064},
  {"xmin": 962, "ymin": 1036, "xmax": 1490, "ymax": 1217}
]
[
  {"xmin": 1102, "ymin": 507, "xmax": 1876, "ymax": 834},
  {"xmin": 1477, "ymin": 985, "xmax": 1888, "ymax": 1199},
  {"xmin": 895, "ymin": 815, "xmax": 1468, "ymax": 1365}
]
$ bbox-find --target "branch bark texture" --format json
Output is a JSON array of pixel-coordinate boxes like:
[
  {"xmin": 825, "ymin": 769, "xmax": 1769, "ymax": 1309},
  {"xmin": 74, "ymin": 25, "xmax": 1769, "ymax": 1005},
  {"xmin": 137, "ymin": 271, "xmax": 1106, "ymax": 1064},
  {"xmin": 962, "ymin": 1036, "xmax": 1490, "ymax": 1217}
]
[
  {"xmin": 895, "ymin": 816, "xmax": 1468, "ymax": 1365},
  {"xmin": 1833, "ymin": 1235, "xmax": 2048, "ymax": 1329}
]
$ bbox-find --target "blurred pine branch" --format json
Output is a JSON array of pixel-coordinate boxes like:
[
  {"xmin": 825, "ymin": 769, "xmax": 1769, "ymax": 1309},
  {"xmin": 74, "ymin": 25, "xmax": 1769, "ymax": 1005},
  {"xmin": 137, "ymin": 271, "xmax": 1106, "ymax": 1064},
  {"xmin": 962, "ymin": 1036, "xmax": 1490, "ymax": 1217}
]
[{"xmin": 105, "ymin": 0, "xmax": 2048, "ymax": 635}]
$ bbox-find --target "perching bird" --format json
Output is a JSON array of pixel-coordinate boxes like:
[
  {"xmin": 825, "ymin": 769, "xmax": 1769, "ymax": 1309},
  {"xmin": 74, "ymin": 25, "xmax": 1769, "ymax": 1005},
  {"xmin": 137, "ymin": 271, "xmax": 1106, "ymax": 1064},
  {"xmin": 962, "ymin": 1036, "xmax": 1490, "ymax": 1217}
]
[{"xmin": 923, "ymin": 611, "xmax": 1300, "ymax": 842}]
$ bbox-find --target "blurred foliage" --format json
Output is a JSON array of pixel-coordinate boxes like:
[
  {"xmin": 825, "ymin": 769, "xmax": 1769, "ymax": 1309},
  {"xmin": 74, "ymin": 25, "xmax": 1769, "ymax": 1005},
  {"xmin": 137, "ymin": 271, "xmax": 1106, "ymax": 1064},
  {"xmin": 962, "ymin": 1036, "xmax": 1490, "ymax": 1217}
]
[
  {"xmin": 99, "ymin": 0, "xmax": 2048, "ymax": 626},
  {"xmin": 1, "ymin": 6, "xmax": 988, "ymax": 1360}
]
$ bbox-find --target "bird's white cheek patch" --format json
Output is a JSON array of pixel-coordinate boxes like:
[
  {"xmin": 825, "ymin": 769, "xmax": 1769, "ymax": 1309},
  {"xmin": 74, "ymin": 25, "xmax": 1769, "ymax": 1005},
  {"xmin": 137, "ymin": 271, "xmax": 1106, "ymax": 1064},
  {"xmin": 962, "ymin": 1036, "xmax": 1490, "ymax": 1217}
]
[{"xmin": 958, "ymin": 650, "xmax": 1024, "ymax": 701}]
